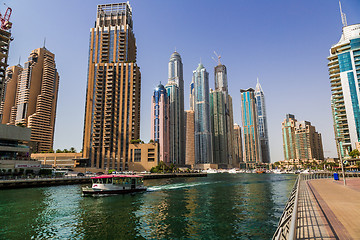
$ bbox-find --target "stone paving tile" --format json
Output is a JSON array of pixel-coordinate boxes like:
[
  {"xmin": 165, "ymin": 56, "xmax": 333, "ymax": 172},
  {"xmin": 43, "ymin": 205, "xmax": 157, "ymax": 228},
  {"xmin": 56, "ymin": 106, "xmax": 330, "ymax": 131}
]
[
  {"xmin": 296, "ymin": 180, "xmax": 336, "ymax": 240},
  {"xmin": 309, "ymin": 178, "xmax": 360, "ymax": 239}
]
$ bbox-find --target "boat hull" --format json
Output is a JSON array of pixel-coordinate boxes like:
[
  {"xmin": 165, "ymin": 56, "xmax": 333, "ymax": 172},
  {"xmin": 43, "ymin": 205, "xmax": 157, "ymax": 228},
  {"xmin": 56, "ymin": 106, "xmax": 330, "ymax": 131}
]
[{"xmin": 82, "ymin": 187, "xmax": 147, "ymax": 195}]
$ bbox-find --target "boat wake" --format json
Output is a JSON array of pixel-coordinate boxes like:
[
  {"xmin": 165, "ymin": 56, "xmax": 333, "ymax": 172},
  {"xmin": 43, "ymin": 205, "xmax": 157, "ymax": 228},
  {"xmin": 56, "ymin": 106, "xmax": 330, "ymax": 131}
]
[{"xmin": 147, "ymin": 181, "xmax": 212, "ymax": 192}]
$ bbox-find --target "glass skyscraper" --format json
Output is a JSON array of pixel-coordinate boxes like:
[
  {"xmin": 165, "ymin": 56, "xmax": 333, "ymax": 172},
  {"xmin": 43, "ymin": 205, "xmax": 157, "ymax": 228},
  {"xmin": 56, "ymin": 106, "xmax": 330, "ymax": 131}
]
[
  {"xmin": 166, "ymin": 51, "xmax": 185, "ymax": 165},
  {"xmin": 151, "ymin": 83, "xmax": 170, "ymax": 163},
  {"xmin": 193, "ymin": 63, "xmax": 213, "ymax": 164},
  {"xmin": 328, "ymin": 23, "xmax": 360, "ymax": 157},
  {"xmin": 240, "ymin": 88, "xmax": 261, "ymax": 164},
  {"xmin": 255, "ymin": 79, "xmax": 270, "ymax": 163}
]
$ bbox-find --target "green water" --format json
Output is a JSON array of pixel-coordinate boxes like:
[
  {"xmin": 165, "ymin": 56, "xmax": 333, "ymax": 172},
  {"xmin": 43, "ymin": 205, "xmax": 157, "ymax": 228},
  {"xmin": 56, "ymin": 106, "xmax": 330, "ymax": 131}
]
[{"xmin": 0, "ymin": 173, "xmax": 296, "ymax": 240}]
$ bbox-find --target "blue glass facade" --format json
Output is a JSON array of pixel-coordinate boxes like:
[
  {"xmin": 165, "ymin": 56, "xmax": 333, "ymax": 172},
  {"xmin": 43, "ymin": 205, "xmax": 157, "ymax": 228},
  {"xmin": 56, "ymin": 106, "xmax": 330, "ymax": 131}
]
[{"xmin": 193, "ymin": 64, "xmax": 212, "ymax": 164}]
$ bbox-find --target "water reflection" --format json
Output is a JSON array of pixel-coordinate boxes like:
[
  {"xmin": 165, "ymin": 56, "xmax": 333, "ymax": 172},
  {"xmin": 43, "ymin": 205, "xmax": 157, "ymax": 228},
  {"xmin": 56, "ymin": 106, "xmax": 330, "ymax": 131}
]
[{"xmin": 0, "ymin": 174, "xmax": 296, "ymax": 239}]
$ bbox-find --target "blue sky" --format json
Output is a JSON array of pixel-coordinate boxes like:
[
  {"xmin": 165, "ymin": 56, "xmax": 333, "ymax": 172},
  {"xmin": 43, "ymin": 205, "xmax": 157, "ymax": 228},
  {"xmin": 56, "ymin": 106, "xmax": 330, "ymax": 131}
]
[{"xmin": 5, "ymin": 0, "xmax": 360, "ymax": 162}]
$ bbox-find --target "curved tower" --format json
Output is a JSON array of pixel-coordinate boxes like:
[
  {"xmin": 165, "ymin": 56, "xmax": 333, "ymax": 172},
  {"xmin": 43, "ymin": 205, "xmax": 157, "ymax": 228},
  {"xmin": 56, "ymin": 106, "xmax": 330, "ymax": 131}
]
[{"xmin": 151, "ymin": 83, "xmax": 170, "ymax": 163}]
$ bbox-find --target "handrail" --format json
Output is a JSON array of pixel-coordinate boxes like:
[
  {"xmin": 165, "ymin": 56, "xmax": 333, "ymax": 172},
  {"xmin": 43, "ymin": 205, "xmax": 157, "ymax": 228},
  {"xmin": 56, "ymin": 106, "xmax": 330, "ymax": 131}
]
[{"xmin": 272, "ymin": 176, "xmax": 300, "ymax": 240}]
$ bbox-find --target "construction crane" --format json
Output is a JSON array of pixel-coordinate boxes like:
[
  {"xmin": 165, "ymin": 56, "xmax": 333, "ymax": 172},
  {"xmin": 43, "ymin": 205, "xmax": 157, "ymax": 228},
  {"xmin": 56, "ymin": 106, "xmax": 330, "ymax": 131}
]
[
  {"xmin": 211, "ymin": 51, "xmax": 221, "ymax": 65},
  {"xmin": 0, "ymin": 4, "xmax": 12, "ymax": 31}
]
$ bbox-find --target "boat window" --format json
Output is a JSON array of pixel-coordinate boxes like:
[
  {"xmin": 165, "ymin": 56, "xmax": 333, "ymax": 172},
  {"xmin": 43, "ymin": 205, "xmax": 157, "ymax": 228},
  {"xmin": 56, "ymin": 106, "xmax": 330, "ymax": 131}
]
[
  {"xmin": 106, "ymin": 178, "xmax": 113, "ymax": 184},
  {"xmin": 136, "ymin": 178, "xmax": 143, "ymax": 185}
]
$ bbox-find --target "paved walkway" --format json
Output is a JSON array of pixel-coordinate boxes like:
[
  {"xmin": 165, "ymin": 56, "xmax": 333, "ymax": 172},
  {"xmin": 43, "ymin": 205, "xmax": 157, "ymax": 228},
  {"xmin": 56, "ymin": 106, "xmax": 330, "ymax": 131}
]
[
  {"xmin": 307, "ymin": 178, "xmax": 360, "ymax": 240},
  {"xmin": 296, "ymin": 180, "xmax": 336, "ymax": 239}
]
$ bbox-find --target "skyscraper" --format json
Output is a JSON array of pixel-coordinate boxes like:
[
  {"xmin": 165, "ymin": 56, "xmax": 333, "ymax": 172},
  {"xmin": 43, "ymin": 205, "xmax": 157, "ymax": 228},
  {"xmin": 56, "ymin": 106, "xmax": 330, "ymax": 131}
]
[
  {"xmin": 0, "ymin": 21, "xmax": 12, "ymax": 112},
  {"xmin": 1, "ymin": 48, "xmax": 59, "ymax": 152},
  {"xmin": 282, "ymin": 114, "xmax": 297, "ymax": 160},
  {"xmin": 83, "ymin": 3, "xmax": 141, "ymax": 170},
  {"xmin": 185, "ymin": 110, "xmax": 195, "ymax": 167},
  {"xmin": 210, "ymin": 61, "xmax": 235, "ymax": 168},
  {"xmin": 240, "ymin": 88, "xmax": 261, "ymax": 164},
  {"xmin": 328, "ymin": 19, "xmax": 360, "ymax": 157},
  {"xmin": 0, "ymin": 65, "xmax": 22, "ymax": 125},
  {"xmin": 166, "ymin": 51, "xmax": 185, "ymax": 165},
  {"xmin": 282, "ymin": 114, "xmax": 324, "ymax": 160},
  {"xmin": 233, "ymin": 124, "xmax": 243, "ymax": 165},
  {"xmin": 193, "ymin": 63, "xmax": 213, "ymax": 164},
  {"xmin": 151, "ymin": 83, "xmax": 169, "ymax": 163},
  {"xmin": 254, "ymin": 79, "xmax": 270, "ymax": 163}
]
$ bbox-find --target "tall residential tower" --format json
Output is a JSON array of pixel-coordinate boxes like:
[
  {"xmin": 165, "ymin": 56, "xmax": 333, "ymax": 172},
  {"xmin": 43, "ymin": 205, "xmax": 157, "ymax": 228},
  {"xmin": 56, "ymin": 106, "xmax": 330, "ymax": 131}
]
[
  {"xmin": 83, "ymin": 3, "xmax": 141, "ymax": 170},
  {"xmin": 328, "ymin": 21, "xmax": 360, "ymax": 157},
  {"xmin": 166, "ymin": 51, "xmax": 185, "ymax": 165},
  {"xmin": 193, "ymin": 63, "xmax": 213, "ymax": 165},
  {"xmin": 240, "ymin": 88, "xmax": 261, "ymax": 164},
  {"xmin": 255, "ymin": 79, "xmax": 270, "ymax": 163},
  {"xmin": 151, "ymin": 83, "xmax": 170, "ymax": 163}
]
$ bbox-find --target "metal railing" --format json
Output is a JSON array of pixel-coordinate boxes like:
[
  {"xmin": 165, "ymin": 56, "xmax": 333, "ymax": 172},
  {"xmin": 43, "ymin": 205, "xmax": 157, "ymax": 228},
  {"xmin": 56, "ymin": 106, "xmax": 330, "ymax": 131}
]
[
  {"xmin": 301, "ymin": 172, "xmax": 360, "ymax": 181},
  {"xmin": 0, "ymin": 175, "xmax": 90, "ymax": 183},
  {"xmin": 273, "ymin": 176, "xmax": 300, "ymax": 240}
]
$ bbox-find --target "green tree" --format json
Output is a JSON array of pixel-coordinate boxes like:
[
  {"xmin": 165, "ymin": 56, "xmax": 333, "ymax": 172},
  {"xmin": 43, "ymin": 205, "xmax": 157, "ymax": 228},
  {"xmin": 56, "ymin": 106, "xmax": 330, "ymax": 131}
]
[
  {"xmin": 69, "ymin": 147, "xmax": 76, "ymax": 153},
  {"xmin": 56, "ymin": 149, "xmax": 62, "ymax": 153},
  {"xmin": 349, "ymin": 149, "xmax": 360, "ymax": 159}
]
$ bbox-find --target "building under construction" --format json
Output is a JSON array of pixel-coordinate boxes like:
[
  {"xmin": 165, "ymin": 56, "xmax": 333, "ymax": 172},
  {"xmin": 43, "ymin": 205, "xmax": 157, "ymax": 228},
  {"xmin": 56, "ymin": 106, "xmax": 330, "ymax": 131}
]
[{"xmin": 0, "ymin": 7, "xmax": 13, "ymax": 121}]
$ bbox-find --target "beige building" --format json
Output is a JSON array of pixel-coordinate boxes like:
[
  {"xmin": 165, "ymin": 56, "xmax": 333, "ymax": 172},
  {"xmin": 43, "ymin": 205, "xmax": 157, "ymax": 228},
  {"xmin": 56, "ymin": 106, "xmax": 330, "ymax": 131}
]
[
  {"xmin": 282, "ymin": 114, "xmax": 324, "ymax": 161},
  {"xmin": 82, "ymin": 3, "xmax": 141, "ymax": 171},
  {"xmin": 31, "ymin": 153, "xmax": 83, "ymax": 168},
  {"xmin": 185, "ymin": 110, "xmax": 195, "ymax": 167},
  {"xmin": 128, "ymin": 143, "xmax": 159, "ymax": 172},
  {"xmin": 0, "ymin": 48, "xmax": 59, "ymax": 153},
  {"xmin": 0, "ymin": 65, "xmax": 22, "ymax": 124},
  {"xmin": 233, "ymin": 124, "xmax": 243, "ymax": 166}
]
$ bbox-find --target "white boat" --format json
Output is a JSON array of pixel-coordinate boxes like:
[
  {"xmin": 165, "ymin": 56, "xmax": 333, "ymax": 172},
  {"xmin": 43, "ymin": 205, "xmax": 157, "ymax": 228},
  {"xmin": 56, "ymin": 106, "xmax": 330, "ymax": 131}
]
[{"xmin": 82, "ymin": 174, "xmax": 147, "ymax": 195}]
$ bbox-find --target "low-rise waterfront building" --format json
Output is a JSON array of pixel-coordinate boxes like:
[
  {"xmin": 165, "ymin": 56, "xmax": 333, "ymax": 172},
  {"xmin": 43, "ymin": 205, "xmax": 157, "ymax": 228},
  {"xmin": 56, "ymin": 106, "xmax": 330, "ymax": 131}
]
[
  {"xmin": 128, "ymin": 142, "xmax": 159, "ymax": 172},
  {"xmin": 31, "ymin": 152, "xmax": 83, "ymax": 168}
]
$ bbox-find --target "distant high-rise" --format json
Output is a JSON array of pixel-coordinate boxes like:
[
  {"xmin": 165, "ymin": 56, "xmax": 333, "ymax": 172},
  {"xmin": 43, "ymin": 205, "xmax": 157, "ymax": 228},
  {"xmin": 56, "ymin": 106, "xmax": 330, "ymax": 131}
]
[
  {"xmin": 210, "ymin": 61, "xmax": 235, "ymax": 167},
  {"xmin": 233, "ymin": 123, "xmax": 243, "ymax": 166},
  {"xmin": 0, "ymin": 25, "xmax": 12, "ymax": 113},
  {"xmin": 185, "ymin": 110, "xmax": 195, "ymax": 167},
  {"xmin": 255, "ymin": 79, "xmax": 270, "ymax": 163},
  {"xmin": 210, "ymin": 89, "xmax": 227, "ymax": 166},
  {"xmin": 83, "ymin": 3, "xmax": 141, "ymax": 170},
  {"xmin": 328, "ymin": 22, "xmax": 360, "ymax": 157},
  {"xmin": 193, "ymin": 63, "xmax": 213, "ymax": 164},
  {"xmin": 151, "ymin": 83, "xmax": 169, "ymax": 163},
  {"xmin": 1, "ymin": 48, "xmax": 59, "ymax": 152},
  {"xmin": 166, "ymin": 51, "xmax": 185, "ymax": 165},
  {"xmin": 282, "ymin": 114, "xmax": 324, "ymax": 160},
  {"xmin": 0, "ymin": 65, "xmax": 22, "ymax": 125},
  {"xmin": 240, "ymin": 88, "xmax": 261, "ymax": 164}
]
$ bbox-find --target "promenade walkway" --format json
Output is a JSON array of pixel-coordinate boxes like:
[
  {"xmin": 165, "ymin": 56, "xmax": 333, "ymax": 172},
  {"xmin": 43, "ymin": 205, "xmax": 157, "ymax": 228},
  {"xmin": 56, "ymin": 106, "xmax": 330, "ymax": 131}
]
[{"xmin": 307, "ymin": 178, "xmax": 360, "ymax": 239}]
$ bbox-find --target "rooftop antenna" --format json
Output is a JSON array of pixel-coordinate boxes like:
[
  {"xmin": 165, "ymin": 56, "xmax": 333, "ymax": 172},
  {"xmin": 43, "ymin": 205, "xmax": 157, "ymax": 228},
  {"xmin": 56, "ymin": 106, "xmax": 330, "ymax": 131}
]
[
  {"xmin": 174, "ymin": 47, "xmax": 177, "ymax": 52},
  {"xmin": 339, "ymin": 0, "xmax": 348, "ymax": 27},
  {"xmin": 43, "ymin": 37, "xmax": 46, "ymax": 48},
  {"xmin": 257, "ymin": 77, "xmax": 259, "ymax": 84},
  {"xmin": 18, "ymin": 56, "xmax": 21, "ymax": 65},
  {"xmin": 213, "ymin": 51, "xmax": 221, "ymax": 65}
]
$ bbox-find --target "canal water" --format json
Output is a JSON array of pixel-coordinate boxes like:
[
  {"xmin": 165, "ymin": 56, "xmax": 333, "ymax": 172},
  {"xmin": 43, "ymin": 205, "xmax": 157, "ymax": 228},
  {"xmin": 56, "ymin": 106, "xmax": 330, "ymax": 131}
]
[{"xmin": 0, "ymin": 173, "xmax": 296, "ymax": 240}]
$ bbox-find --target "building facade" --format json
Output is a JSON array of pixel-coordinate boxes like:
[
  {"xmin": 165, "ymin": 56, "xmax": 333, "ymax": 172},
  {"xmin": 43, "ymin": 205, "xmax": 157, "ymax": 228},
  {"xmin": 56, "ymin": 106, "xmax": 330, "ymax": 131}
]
[
  {"xmin": 0, "ymin": 65, "xmax": 22, "ymax": 125},
  {"xmin": 240, "ymin": 88, "xmax": 261, "ymax": 164},
  {"xmin": 151, "ymin": 83, "xmax": 170, "ymax": 163},
  {"xmin": 166, "ymin": 51, "xmax": 185, "ymax": 166},
  {"xmin": 0, "ymin": 27, "xmax": 12, "ymax": 111},
  {"xmin": 255, "ymin": 80, "xmax": 270, "ymax": 163},
  {"xmin": 193, "ymin": 63, "xmax": 213, "ymax": 164},
  {"xmin": 328, "ymin": 23, "xmax": 360, "ymax": 157},
  {"xmin": 233, "ymin": 123, "xmax": 243, "ymax": 165},
  {"xmin": 82, "ymin": 3, "xmax": 141, "ymax": 171},
  {"xmin": 282, "ymin": 114, "xmax": 324, "ymax": 161},
  {"xmin": 128, "ymin": 143, "xmax": 159, "ymax": 172},
  {"xmin": 0, "ymin": 48, "xmax": 59, "ymax": 152},
  {"xmin": 185, "ymin": 110, "xmax": 195, "ymax": 167}
]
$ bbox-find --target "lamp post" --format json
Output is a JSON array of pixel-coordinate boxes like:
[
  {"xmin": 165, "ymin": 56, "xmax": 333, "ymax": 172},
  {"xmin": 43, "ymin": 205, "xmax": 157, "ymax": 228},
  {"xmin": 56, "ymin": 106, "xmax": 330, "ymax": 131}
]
[{"xmin": 336, "ymin": 137, "xmax": 346, "ymax": 186}]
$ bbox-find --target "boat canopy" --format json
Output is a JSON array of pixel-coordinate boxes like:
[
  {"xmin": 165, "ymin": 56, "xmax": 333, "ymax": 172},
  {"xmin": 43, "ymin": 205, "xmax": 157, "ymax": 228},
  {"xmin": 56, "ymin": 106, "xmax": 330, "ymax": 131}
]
[{"xmin": 91, "ymin": 174, "xmax": 143, "ymax": 179}]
